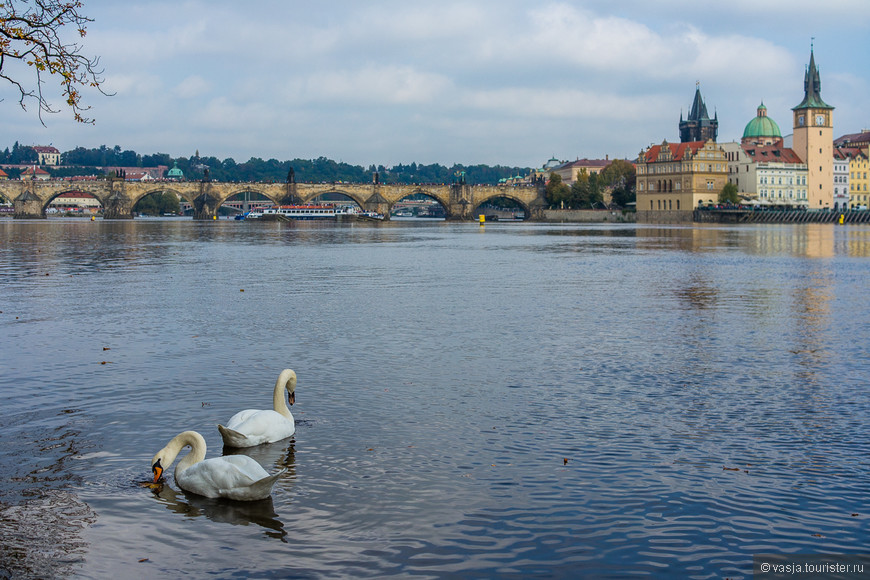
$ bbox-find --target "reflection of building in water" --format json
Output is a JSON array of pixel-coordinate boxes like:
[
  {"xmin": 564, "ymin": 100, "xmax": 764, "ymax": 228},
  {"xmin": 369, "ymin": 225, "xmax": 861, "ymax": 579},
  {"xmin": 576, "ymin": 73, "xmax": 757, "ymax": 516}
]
[{"xmin": 747, "ymin": 224, "xmax": 835, "ymax": 258}]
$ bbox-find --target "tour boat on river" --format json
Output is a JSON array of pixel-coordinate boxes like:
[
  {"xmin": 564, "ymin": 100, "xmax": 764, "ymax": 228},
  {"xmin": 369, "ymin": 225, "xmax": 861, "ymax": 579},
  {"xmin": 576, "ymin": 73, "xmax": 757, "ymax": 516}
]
[
  {"xmin": 262, "ymin": 204, "xmax": 341, "ymax": 220},
  {"xmin": 239, "ymin": 204, "xmax": 383, "ymax": 221}
]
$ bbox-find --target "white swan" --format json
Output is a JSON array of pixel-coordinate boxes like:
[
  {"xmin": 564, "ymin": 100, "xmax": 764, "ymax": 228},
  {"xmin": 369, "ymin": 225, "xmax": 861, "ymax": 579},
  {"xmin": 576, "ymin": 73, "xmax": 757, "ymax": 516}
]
[
  {"xmin": 218, "ymin": 369, "xmax": 297, "ymax": 448},
  {"xmin": 151, "ymin": 430, "xmax": 283, "ymax": 501}
]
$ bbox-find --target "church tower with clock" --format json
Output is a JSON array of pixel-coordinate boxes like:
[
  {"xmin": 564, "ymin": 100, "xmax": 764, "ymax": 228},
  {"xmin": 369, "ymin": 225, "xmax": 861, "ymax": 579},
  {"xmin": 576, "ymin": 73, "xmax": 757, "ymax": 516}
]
[{"xmin": 792, "ymin": 47, "xmax": 834, "ymax": 209}]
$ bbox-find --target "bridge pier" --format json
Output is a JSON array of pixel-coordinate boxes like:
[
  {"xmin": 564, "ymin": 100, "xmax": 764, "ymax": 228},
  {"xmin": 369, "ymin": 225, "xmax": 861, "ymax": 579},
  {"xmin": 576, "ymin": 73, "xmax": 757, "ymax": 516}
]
[
  {"xmin": 102, "ymin": 180, "xmax": 135, "ymax": 219},
  {"xmin": 193, "ymin": 182, "xmax": 221, "ymax": 220},
  {"xmin": 13, "ymin": 190, "xmax": 46, "ymax": 218},
  {"xmin": 364, "ymin": 185, "xmax": 391, "ymax": 219},
  {"xmin": 277, "ymin": 182, "xmax": 303, "ymax": 205}
]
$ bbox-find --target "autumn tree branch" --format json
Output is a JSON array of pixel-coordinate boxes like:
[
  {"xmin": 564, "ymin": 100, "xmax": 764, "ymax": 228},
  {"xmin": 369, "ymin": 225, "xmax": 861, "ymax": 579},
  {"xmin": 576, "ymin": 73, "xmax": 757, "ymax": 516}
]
[{"xmin": 0, "ymin": 0, "xmax": 110, "ymax": 124}]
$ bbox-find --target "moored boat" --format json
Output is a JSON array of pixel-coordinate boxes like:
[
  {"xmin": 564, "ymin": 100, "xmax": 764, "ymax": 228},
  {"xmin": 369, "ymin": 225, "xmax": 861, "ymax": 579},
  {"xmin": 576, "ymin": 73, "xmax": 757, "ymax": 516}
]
[{"xmin": 261, "ymin": 204, "xmax": 339, "ymax": 220}]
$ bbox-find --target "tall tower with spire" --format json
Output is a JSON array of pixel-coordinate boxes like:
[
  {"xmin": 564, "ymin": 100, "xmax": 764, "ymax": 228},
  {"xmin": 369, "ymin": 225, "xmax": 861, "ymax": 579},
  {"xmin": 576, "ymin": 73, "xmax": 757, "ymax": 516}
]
[
  {"xmin": 679, "ymin": 84, "xmax": 718, "ymax": 143},
  {"xmin": 792, "ymin": 45, "xmax": 834, "ymax": 209}
]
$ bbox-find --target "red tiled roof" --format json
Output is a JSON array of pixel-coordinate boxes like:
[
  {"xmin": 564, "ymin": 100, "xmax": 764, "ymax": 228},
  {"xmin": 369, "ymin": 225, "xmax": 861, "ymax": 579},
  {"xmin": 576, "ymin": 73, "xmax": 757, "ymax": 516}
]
[
  {"xmin": 562, "ymin": 158, "xmax": 610, "ymax": 169},
  {"xmin": 32, "ymin": 146, "xmax": 60, "ymax": 154},
  {"xmin": 741, "ymin": 145, "xmax": 803, "ymax": 163},
  {"xmin": 20, "ymin": 166, "xmax": 50, "ymax": 175},
  {"xmin": 834, "ymin": 131, "xmax": 870, "ymax": 147},
  {"xmin": 643, "ymin": 141, "xmax": 706, "ymax": 163}
]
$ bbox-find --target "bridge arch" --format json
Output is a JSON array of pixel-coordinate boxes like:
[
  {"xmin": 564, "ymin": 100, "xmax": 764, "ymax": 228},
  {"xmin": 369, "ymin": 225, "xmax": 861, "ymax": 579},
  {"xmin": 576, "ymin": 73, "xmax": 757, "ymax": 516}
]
[
  {"xmin": 129, "ymin": 186, "xmax": 189, "ymax": 208},
  {"xmin": 24, "ymin": 186, "xmax": 106, "ymax": 216},
  {"xmin": 472, "ymin": 191, "xmax": 530, "ymax": 221},
  {"xmin": 302, "ymin": 187, "xmax": 368, "ymax": 209},
  {"xmin": 393, "ymin": 188, "xmax": 450, "ymax": 218}
]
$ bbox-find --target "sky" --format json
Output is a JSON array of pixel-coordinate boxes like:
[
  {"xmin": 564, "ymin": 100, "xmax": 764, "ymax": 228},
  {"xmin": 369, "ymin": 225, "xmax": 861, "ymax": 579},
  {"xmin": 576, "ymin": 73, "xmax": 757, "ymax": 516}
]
[{"xmin": 3, "ymin": 0, "xmax": 869, "ymax": 168}]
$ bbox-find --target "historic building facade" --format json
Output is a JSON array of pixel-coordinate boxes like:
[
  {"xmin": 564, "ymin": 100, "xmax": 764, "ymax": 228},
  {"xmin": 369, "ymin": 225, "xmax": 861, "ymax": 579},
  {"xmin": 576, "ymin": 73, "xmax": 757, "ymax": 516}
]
[
  {"xmin": 636, "ymin": 140, "xmax": 728, "ymax": 222},
  {"xmin": 833, "ymin": 149, "xmax": 851, "ymax": 209},
  {"xmin": 792, "ymin": 48, "xmax": 835, "ymax": 209},
  {"xmin": 551, "ymin": 158, "xmax": 611, "ymax": 185},
  {"xmin": 32, "ymin": 146, "xmax": 61, "ymax": 166},
  {"xmin": 722, "ymin": 102, "xmax": 808, "ymax": 206},
  {"xmin": 846, "ymin": 149, "xmax": 869, "ymax": 208},
  {"xmin": 722, "ymin": 142, "xmax": 807, "ymax": 205}
]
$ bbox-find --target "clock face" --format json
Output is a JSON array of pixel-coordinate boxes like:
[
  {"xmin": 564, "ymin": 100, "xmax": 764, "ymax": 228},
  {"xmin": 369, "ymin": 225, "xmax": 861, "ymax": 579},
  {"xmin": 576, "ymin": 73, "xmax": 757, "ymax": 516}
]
[
  {"xmin": 798, "ymin": 115, "xmax": 805, "ymax": 126},
  {"xmin": 816, "ymin": 114, "xmax": 825, "ymax": 126}
]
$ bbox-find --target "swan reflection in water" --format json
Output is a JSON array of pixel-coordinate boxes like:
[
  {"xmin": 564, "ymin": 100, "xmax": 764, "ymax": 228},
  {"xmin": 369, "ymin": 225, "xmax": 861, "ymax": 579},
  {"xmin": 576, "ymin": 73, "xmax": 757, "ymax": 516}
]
[
  {"xmin": 149, "ymin": 442, "xmax": 296, "ymax": 542},
  {"xmin": 150, "ymin": 484, "xmax": 287, "ymax": 541}
]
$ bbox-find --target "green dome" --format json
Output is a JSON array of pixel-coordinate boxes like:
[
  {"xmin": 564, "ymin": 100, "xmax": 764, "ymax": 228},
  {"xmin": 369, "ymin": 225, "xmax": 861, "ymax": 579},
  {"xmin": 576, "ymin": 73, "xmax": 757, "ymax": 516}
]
[
  {"xmin": 743, "ymin": 103, "xmax": 782, "ymax": 139},
  {"xmin": 167, "ymin": 162, "xmax": 184, "ymax": 179}
]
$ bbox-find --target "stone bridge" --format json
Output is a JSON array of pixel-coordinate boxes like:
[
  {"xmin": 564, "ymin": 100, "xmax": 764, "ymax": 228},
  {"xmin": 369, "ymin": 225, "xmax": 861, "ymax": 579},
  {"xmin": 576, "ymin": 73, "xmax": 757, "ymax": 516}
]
[{"xmin": 0, "ymin": 177, "xmax": 548, "ymax": 220}]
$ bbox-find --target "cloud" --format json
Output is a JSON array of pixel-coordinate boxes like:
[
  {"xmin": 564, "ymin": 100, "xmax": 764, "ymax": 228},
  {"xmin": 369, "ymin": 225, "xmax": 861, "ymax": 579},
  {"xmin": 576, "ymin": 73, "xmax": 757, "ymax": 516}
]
[
  {"xmin": 295, "ymin": 65, "xmax": 453, "ymax": 105},
  {"xmin": 173, "ymin": 76, "xmax": 212, "ymax": 99}
]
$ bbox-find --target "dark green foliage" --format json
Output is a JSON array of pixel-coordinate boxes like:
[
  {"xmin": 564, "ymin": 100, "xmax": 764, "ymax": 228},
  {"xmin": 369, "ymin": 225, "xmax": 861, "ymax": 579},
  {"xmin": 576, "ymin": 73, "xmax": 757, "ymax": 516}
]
[
  {"xmin": 133, "ymin": 191, "xmax": 180, "ymax": 216},
  {"xmin": 600, "ymin": 159, "xmax": 636, "ymax": 208},
  {"xmin": 545, "ymin": 173, "xmax": 571, "ymax": 208},
  {"xmin": 719, "ymin": 182, "xmax": 740, "ymax": 205},
  {"xmin": 5, "ymin": 142, "xmax": 531, "ymax": 185},
  {"xmin": 0, "ymin": 142, "xmax": 37, "ymax": 164}
]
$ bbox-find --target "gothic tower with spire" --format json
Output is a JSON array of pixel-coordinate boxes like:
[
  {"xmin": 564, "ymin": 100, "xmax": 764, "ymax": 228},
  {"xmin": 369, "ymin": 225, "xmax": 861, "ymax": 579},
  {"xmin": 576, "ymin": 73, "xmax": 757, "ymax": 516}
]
[
  {"xmin": 792, "ymin": 46, "xmax": 834, "ymax": 209},
  {"xmin": 679, "ymin": 85, "xmax": 718, "ymax": 143}
]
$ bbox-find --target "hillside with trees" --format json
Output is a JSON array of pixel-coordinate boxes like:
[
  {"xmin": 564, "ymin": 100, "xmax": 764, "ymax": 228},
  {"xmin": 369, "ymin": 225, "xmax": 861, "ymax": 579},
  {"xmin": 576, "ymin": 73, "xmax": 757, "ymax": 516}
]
[{"xmin": 2, "ymin": 142, "xmax": 532, "ymax": 186}]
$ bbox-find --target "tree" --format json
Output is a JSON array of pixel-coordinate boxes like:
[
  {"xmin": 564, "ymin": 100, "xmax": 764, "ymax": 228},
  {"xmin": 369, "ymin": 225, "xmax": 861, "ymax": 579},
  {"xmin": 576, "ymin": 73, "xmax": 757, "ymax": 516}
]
[
  {"xmin": 545, "ymin": 172, "xmax": 570, "ymax": 208},
  {"xmin": 600, "ymin": 159, "xmax": 636, "ymax": 208},
  {"xmin": 719, "ymin": 182, "xmax": 740, "ymax": 205},
  {"xmin": 570, "ymin": 169, "xmax": 604, "ymax": 209},
  {"xmin": 1, "ymin": 0, "xmax": 109, "ymax": 124}
]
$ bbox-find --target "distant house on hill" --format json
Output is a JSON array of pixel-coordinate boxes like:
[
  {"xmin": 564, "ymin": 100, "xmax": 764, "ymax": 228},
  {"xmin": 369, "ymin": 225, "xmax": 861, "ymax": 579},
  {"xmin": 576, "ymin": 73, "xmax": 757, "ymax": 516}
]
[
  {"xmin": 33, "ymin": 146, "xmax": 61, "ymax": 166},
  {"xmin": 0, "ymin": 168, "xmax": 8, "ymax": 181}
]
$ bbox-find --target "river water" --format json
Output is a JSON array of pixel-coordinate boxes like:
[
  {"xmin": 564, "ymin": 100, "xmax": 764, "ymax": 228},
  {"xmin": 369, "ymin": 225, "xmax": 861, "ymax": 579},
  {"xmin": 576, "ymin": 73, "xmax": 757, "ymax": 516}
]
[{"xmin": 1, "ymin": 218, "xmax": 868, "ymax": 579}]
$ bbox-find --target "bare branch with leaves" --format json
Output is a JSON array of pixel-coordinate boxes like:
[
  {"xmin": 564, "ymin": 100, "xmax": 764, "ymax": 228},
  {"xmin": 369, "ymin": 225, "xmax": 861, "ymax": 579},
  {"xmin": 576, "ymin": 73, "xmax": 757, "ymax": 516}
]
[{"xmin": 0, "ymin": 0, "xmax": 110, "ymax": 124}]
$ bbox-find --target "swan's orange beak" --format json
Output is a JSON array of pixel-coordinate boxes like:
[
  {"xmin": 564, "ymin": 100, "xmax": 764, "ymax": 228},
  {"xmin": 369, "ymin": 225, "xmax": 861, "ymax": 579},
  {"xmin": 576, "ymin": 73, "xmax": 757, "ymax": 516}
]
[
  {"xmin": 288, "ymin": 391, "xmax": 296, "ymax": 406},
  {"xmin": 152, "ymin": 460, "xmax": 163, "ymax": 483}
]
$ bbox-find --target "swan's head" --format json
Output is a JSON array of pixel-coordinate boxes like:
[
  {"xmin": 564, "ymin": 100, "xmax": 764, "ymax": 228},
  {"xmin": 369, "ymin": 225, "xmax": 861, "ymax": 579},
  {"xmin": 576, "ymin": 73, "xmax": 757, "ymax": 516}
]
[
  {"xmin": 151, "ymin": 457, "xmax": 164, "ymax": 483},
  {"xmin": 281, "ymin": 369, "xmax": 297, "ymax": 406}
]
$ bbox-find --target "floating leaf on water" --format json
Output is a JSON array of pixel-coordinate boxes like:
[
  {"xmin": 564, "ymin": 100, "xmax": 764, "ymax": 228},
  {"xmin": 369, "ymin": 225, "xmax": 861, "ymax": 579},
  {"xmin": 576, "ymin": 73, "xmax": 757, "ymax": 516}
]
[
  {"xmin": 563, "ymin": 458, "xmax": 569, "ymax": 465},
  {"xmin": 367, "ymin": 448, "xmax": 374, "ymax": 451},
  {"xmin": 138, "ymin": 558, "xmax": 149, "ymax": 563},
  {"xmin": 723, "ymin": 466, "xmax": 740, "ymax": 471},
  {"xmin": 103, "ymin": 347, "xmax": 110, "ymax": 351}
]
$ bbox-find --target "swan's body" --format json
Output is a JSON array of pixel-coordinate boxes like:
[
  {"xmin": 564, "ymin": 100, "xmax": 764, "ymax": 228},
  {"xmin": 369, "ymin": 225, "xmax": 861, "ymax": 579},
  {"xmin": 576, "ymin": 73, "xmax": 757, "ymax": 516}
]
[
  {"xmin": 218, "ymin": 369, "xmax": 297, "ymax": 448},
  {"xmin": 151, "ymin": 431, "xmax": 283, "ymax": 501}
]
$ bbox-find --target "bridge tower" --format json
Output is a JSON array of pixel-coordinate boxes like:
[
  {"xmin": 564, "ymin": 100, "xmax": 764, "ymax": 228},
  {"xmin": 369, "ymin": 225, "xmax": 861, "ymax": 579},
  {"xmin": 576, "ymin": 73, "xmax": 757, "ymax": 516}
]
[{"xmin": 103, "ymin": 173, "xmax": 135, "ymax": 219}]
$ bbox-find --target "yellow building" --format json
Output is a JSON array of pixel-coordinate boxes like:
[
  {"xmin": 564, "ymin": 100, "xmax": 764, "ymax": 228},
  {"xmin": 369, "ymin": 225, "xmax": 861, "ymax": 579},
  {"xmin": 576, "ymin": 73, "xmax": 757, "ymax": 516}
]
[
  {"xmin": 635, "ymin": 139, "xmax": 728, "ymax": 222},
  {"xmin": 791, "ymin": 48, "xmax": 834, "ymax": 209},
  {"xmin": 551, "ymin": 158, "xmax": 611, "ymax": 184},
  {"xmin": 848, "ymin": 148, "xmax": 869, "ymax": 208}
]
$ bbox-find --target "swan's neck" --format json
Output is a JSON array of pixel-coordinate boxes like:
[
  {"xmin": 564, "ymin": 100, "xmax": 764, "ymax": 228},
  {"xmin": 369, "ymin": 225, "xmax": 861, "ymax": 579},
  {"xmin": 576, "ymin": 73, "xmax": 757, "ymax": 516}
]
[
  {"xmin": 272, "ymin": 370, "xmax": 296, "ymax": 420},
  {"xmin": 164, "ymin": 431, "xmax": 207, "ymax": 477}
]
